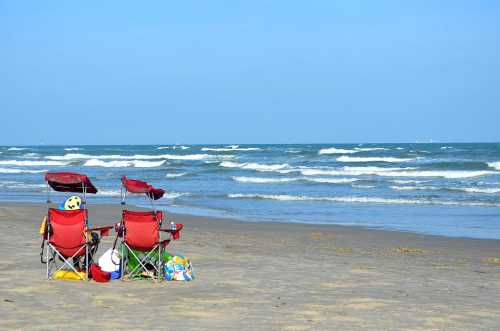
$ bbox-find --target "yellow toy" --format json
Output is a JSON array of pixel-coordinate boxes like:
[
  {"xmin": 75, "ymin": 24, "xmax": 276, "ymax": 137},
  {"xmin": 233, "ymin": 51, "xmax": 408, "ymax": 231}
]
[{"xmin": 53, "ymin": 270, "xmax": 87, "ymax": 280}]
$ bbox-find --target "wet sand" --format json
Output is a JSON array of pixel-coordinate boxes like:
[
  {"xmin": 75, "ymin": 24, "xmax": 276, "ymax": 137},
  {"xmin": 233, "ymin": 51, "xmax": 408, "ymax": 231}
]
[{"xmin": 1, "ymin": 202, "xmax": 499, "ymax": 330}]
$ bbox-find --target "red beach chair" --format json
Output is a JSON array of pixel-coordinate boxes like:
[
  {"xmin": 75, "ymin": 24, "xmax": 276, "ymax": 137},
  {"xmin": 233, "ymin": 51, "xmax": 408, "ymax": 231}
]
[
  {"xmin": 42, "ymin": 172, "xmax": 112, "ymax": 280},
  {"xmin": 118, "ymin": 176, "xmax": 183, "ymax": 281}
]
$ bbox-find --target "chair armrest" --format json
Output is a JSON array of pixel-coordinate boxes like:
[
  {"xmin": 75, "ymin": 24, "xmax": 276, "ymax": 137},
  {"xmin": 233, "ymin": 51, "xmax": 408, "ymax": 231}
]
[
  {"xmin": 160, "ymin": 224, "xmax": 183, "ymax": 240},
  {"xmin": 88, "ymin": 225, "xmax": 114, "ymax": 237}
]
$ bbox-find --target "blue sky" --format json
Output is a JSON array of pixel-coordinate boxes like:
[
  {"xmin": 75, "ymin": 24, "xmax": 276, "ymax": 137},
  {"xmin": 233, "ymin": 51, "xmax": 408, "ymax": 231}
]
[{"xmin": 1, "ymin": 1, "xmax": 499, "ymax": 144}]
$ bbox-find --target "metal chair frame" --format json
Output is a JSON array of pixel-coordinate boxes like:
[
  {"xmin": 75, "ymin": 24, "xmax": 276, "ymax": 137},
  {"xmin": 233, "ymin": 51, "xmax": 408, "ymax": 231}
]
[{"xmin": 45, "ymin": 183, "xmax": 91, "ymax": 281}]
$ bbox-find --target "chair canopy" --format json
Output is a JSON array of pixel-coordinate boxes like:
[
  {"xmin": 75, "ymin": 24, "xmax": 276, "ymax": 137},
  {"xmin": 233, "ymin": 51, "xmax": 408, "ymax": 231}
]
[
  {"xmin": 121, "ymin": 176, "xmax": 164, "ymax": 200},
  {"xmin": 45, "ymin": 172, "xmax": 98, "ymax": 194}
]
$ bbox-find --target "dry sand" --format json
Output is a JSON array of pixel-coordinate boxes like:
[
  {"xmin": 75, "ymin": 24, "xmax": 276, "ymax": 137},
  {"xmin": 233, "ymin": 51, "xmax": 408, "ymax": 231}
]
[{"xmin": 1, "ymin": 202, "xmax": 499, "ymax": 330}]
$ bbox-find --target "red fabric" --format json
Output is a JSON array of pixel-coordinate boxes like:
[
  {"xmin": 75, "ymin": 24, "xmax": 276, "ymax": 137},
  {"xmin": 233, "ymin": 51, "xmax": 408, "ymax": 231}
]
[
  {"xmin": 89, "ymin": 226, "xmax": 113, "ymax": 237},
  {"xmin": 45, "ymin": 172, "xmax": 98, "ymax": 194},
  {"xmin": 90, "ymin": 264, "xmax": 110, "ymax": 283},
  {"xmin": 172, "ymin": 224, "xmax": 183, "ymax": 240},
  {"xmin": 160, "ymin": 223, "xmax": 183, "ymax": 240},
  {"xmin": 121, "ymin": 176, "xmax": 164, "ymax": 200},
  {"xmin": 123, "ymin": 210, "xmax": 163, "ymax": 251},
  {"xmin": 48, "ymin": 209, "xmax": 87, "ymax": 257}
]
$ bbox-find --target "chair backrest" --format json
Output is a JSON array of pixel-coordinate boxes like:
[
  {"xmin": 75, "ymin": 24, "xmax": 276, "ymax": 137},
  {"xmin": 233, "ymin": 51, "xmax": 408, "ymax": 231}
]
[
  {"xmin": 123, "ymin": 210, "xmax": 163, "ymax": 251},
  {"xmin": 48, "ymin": 208, "xmax": 87, "ymax": 257}
]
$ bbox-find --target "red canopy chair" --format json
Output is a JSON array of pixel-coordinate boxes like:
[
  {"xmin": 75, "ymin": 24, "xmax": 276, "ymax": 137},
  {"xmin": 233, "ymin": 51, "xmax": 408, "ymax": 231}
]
[
  {"xmin": 43, "ymin": 172, "xmax": 112, "ymax": 280},
  {"xmin": 118, "ymin": 176, "xmax": 183, "ymax": 281}
]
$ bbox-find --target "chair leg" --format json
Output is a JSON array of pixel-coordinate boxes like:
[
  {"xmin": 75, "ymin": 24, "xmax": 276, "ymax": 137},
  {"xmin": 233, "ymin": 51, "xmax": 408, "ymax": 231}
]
[
  {"xmin": 46, "ymin": 244, "xmax": 50, "ymax": 280},
  {"xmin": 120, "ymin": 243, "xmax": 125, "ymax": 281},
  {"xmin": 86, "ymin": 244, "xmax": 89, "ymax": 281}
]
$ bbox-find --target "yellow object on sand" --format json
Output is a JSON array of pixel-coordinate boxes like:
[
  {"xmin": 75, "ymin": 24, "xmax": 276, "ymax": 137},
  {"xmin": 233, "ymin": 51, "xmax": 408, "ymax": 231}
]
[
  {"xmin": 53, "ymin": 270, "xmax": 87, "ymax": 280},
  {"xmin": 39, "ymin": 216, "xmax": 47, "ymax": 236}
]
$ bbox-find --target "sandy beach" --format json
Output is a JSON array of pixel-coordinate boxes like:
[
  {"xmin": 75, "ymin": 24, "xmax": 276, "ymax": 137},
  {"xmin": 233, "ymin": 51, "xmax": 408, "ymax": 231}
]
[{"xmin": 0, "ymin": 202, "xmax": 499, "ymax": 330}]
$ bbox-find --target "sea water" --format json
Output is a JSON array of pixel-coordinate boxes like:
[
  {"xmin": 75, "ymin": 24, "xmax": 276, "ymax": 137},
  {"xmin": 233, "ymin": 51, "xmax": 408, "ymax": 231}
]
[{"xmin": 1, "ymin": 143, "xmax": 500, "ymax": 239}]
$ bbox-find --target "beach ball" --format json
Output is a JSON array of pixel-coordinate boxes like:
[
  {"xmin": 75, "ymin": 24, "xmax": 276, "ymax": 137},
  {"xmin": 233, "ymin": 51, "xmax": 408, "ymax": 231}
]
[{"xmin": 64, "ymin": 196, "xmax": 82, "ymax": 210}]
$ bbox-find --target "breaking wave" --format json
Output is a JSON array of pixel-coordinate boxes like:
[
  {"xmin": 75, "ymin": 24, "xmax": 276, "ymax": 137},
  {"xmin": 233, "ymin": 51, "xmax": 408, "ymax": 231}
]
[
  {"xmin": 319, "ymin": 147, "xmax": 389, "ymax": 155},
  {"xmin": 391, "ymin": 185, "xmax": 500, "ymax": 194},
  {"xmin": 299, "ymin": 166, "xmax": 409, "ymax": 177},
  {"xmin": 46, "ymin": 153, "xmax": 231, "ymax": 161},
  {"xmin": 201, "ymin": 146, "xmax": 261, "ymax": 152},
  {"xmin": 488, "ymin": 162, "xmax": 500, "ymax": 170},
  {"xmin": 157, "ymin": 146, "xmax": 190, "ymax": 150},
  {"xmin": 390, "ymin": 186, "xmax": 440, "ymax": 191},
  {"xmin": 232, "ymin": 176, "xmax": 297, "ymax": 183},
  {"xmin": 0, "ymin": 181, "xmax": 46, "ymax": 190},
  {"xmin": 64, "ymin": 148, "xmax": 81, "ymax": 151},
  {"xmin": 166, "ymin": 173, "xmax": 188, "ymax": 178},
  {"xmin": 300, "ymin": 167, "xmax": 493, "ymax": 179},
  {"xmin": 220, "ymin": 161, "xmax": 291, "ymax": 172},
  {"xmin": 7, "ymin": 147, "xmax": 28, "ymax": 151},
  {"xmin": 336, "ymin": 156, "xmax": 414, "ymax": 163},
  {"xmin": 318, "ymin": 148, "xmax": 358, "ymax": 155},
  {"xmin": 0, "ymin": 167, "xmax": 47, "ymax": 174},
  {"xmin": 0, "ymin": 160, "xmax": 69, "ymax": 166},
  {"xmin": 96, "ymin": 189, "xmax": 122, "ymax": 197},
  {"xmin": 83, "ymin": 159, "xmax": 166, "ymax": 168},
  {"xmin": 232, "ymin": 176, "xmax": 360, "ymax": 185},
  {"xmin": 95, "ymin": 189, "xmax": 189, "ymax": 199},
  {"xmin": 460, "ymin": 187, "xmax": 500, "ymax": 194},
  {"xmin": 391, "ymin": 180, "xmax": 429, "ymax": 185},
  {"xmin": 164, "ymin": 192, "xmax": 191, "ymax": 199},
  {"xmin": 227, "ymin": 193, "xmax": 499, "ymax": 207}
]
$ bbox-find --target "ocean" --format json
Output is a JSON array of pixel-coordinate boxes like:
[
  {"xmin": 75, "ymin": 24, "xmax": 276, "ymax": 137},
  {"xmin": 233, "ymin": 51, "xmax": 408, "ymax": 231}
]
[{"xmin": 1, "ymin": 143, "xmax": 500, "ymax": 239}]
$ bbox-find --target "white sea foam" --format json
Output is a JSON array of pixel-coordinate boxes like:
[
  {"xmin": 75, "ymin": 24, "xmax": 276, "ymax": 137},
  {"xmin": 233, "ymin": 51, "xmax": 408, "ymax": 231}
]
[
  {"xmin": 0, "ymin": 182, "xmax": 46, "ymax": 190},
  {"xmin": 46, "ymin": 153, "xmax": 230, "ymax": 161},
  {"xmin": 306, "ymin": 178, "xmax": 359, "ymax": 184},
  {"xmin": 232, "ymin": 176, "xmax": 359, "ymax": 184},
  {"xmin": 299, "ymin": 166, "xmax": 410, "ymax": 177},
  {"xmin": 459, "ymin": 187, "xmax": 500, "ymax": 194},
  {"xmin": 390, "ymin": 186, "xmax": 440, "ymax": 191},
  {"xmin": 319, "ymin": 147, "xmax": 388, "ymax": 155},
  {"xmin": 83, "ymin": 159, "xmax": 166, "ymax": 168},
  {"xmin": 201, "ymin": 147, "xmax": 261, "ymax": 152},
  {"xmin": 165, "ymin": 192, "xmax": 190, "ymax": 199},
  {"xmin": 7, "ymin": 147, "xmax": 28, "ymax": 151},
  {"xmin": 318, "ymin": 148, "xmax": 358, "ymax": 155},
  {"xmin": 0, "ymin": 167, "xmax": 47, "ymax": 174},
  {"xmin": 487, "ymin": 162, "xmax": 500, "ymax": 170},
  {"xmin": 379, "ymin": 170, "xmax": 493, "ymax": 179},
  {"xmin": 392, "ymin": 180, "xmax": 428, "ymax": 185},
  {"xmin": 20, "ymin": 153, "xmax": 40, "ymax": 158},
  {"xmin": 232, "ymin": 176, "xmax": 298, "ymax": 184},
  {"xmin": 95, "ymin": 189, "xmax": 189, "ymax": 199},
  {"xmin": 46, "ymin": 153, "xmax": 112, "ymax": 160},
  {"xmin": 158, "ymin": 154, "xmax": 226, "ymax": 160},
  {"xmin": 157, "ymin": 146, "xmax": 190, "ymax": 150},
  {"xmin": 0, "ymin": 160, "xmax": 69, "ymax": 166},
  {"xmin": 355, "ymin": 147, "xmax": 388, "ymax": 152},
  {"xmin": 300, "ymin": 166, "xmax": 492, "ymax": 179},
  {"xmin": 96, "ymin": 189, "xmax": 122, "ymax": 197},
  {"xmin": 64, "ymin": 148, "xmax": 81, "ymax": 151},
  {"xmin": 227, "ymin": 193, "xmax": 498, "ymax": 207},
  {"xmin": 336, "ymin": 156, "xmax": 414, "ymax": 163},
  {"xmin": 220, "ymin": 161, "xmax": 291, "ymax": 172},
  {"xmin": 166, "ymin": 173, "xmax": 187, "ymax": 178},
  {"xmin": 391, "ymin": 185, "xmax": 500, "ymax": 194}
]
